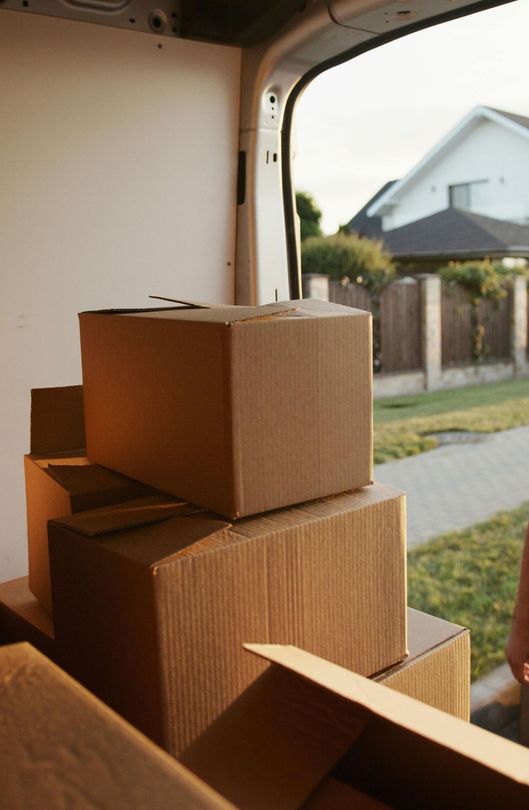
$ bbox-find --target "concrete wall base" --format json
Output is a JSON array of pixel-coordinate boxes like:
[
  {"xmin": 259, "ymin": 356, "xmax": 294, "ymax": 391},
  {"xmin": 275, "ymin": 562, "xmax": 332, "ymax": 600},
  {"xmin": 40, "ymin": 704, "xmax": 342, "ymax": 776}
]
[{"xmin": 375, "ymin": 361, "xmax": 528, "ymax": 399}]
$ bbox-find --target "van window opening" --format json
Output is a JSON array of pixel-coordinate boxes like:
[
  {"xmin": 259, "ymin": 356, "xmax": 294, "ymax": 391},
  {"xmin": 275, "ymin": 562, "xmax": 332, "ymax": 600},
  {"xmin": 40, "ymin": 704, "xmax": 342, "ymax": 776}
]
[{"xmin": 282, "ymin": 0, "xmax": 518, "ymax": 296}]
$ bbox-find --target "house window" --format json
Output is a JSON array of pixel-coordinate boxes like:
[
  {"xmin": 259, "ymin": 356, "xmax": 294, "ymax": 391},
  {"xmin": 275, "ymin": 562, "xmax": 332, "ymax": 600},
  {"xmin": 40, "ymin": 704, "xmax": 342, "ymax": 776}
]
[{"xmin": 449, "ymin": 180, "xmax": 489, "ymax": 212}]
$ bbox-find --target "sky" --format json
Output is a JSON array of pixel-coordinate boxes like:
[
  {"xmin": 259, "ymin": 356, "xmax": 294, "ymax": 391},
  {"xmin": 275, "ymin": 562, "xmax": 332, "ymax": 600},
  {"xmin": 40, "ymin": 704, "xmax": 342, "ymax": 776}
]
[{"xmin": 292, "ymin": 0, "xmax": 529, "ymax": 234}]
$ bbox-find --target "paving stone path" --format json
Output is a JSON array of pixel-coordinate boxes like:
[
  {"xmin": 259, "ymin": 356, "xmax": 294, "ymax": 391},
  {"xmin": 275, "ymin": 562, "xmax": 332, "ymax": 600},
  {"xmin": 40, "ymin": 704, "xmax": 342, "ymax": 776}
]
[{"xmin": 374, "ymin": 424, "xmax": 529, "ymax": 548}]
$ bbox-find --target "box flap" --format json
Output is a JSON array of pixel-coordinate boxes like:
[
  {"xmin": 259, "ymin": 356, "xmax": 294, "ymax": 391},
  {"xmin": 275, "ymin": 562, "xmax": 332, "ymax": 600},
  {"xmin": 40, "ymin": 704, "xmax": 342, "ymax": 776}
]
[
  {"xmin": 82, "ymin": 302, "xmax": 297, "ymax": 325},
  {"xmin": 45, "ymin": 463, "xmax": 146, "ymax": 497},
  {"xmin": 180, "ymin": 654, "xmax": 369, "ymax": 810},
  {"xmin": 34, "ymin": 456, "xmax": 92, "ymax": 469},
  {"xmin": 30, "ymin": 386, "xmax": 85, "ymax": 455},
  {"xmin": 49, "ymin": 495, "xmax": 195, "ymax": 536},
  {"xmin": 149, "ymin": 295, "xmax": 234, "ymax": 309},
  {"xmin": 245, "ymin": 644, "xmax": 529, "ymax": 788},
  {"xmin": 279, "ymin": 299, "xmax": 371, "ymax": 318}
]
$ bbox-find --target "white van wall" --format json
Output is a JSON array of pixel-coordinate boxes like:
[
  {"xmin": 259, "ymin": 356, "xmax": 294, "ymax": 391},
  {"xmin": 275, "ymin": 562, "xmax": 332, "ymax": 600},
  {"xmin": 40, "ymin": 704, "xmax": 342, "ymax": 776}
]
[{"xmin": 0, "ymin": 10, "xmax": 241, "ymax": 582}]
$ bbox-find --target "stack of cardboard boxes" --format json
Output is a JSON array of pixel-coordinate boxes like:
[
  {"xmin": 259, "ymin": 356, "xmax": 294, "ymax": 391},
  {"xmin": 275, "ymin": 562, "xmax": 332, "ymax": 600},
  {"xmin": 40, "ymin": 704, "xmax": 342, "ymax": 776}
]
[{"xmin": 0, "ymin": 297, "xmax": 497, "ymax": 805}]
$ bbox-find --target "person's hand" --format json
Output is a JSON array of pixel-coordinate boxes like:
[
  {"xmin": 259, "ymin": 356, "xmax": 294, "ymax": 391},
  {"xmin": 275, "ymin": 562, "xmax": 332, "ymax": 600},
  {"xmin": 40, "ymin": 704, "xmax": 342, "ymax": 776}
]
[{"xmin": 506, "ymin": 615, "xmax": 529, "ymax": 683}]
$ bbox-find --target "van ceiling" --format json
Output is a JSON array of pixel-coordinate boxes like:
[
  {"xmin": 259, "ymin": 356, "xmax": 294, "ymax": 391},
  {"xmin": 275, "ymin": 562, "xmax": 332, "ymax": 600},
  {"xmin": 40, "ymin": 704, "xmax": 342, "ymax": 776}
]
[{"xmin": 181, "ymin": 0, "xmax": 306, "ymax": 45}]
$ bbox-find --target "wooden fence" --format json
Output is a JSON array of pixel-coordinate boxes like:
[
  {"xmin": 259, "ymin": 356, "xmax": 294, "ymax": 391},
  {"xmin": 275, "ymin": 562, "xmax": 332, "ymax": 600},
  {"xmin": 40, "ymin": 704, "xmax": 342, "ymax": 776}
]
[
  {"xmin": 441, "ymin": 282, "xmax": 511, "ymax": 365},
  {"xmin": 329, "ymin": 278, "xmax": 422, "ymax": 373},
  {"xmin": 329, "ymin": 277, "xmax": 512, "ymax": 373}
]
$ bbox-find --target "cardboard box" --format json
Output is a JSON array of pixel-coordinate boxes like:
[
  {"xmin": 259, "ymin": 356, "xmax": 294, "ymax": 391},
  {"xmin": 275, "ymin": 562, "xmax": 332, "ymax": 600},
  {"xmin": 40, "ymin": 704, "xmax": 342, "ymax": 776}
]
[
  {"xmin": 0, "ymin": 576, "xmax": 55, "ymax": 660},
  {"xmin": 49, "ymin": 482, "xmax": 406, "ymax": 755},
  {"xmin": 302, "ymin": 778, "xmax": 391, "ymax": 809},
  {"xmin": 375, "ymin": 607, "xmax": 470, "ymax": 720},
  {"xmin": 79, "ymin": 299, "xmax": 373, "ymax": 518},
  {"xmin": 180, "ymin": 644, "xmax": 529, "ymax": 810},
  {"xmin": 0, "ymin": 643, "xmax": 233, "ymax": 809},
  {"xmin": 25, "ymin": 385, "xmax": 155, "ymax": 615}
]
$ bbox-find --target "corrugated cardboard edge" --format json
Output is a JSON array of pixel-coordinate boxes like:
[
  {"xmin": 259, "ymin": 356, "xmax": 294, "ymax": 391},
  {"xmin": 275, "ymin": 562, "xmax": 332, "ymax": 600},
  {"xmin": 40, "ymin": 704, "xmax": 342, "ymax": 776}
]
[
  {"xmin": 244, "ymin": 644, "xmax": 529, "ymax": 786},
  {"xmin": 30, "ymin": 386, "xmax": 85, "ymax": 455}
]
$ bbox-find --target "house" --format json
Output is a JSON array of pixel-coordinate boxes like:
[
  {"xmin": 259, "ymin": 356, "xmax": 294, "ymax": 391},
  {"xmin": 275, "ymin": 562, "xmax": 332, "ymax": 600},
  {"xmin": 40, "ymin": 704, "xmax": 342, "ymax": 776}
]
[{"xmin": 345, "ymin": 106, "xmax": 529, "ymax": 265}]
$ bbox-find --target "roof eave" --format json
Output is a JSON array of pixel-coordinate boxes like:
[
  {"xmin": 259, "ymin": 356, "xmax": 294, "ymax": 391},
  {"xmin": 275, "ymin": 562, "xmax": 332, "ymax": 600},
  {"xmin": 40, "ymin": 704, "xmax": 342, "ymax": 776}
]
[{"xmin": 389, "ymin": 248, "xmax": 529, "ymax": 261}]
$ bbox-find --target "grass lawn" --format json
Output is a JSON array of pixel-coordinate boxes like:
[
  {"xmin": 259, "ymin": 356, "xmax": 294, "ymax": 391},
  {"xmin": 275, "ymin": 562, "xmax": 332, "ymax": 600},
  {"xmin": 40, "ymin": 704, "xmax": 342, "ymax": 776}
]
[
  {"xmin": 374, "ymin": 378, "xmax": 529, "ymax": 463},
  {"xmin": 408, "ymin": 501, "xmax": 529, "ymax": 681}
]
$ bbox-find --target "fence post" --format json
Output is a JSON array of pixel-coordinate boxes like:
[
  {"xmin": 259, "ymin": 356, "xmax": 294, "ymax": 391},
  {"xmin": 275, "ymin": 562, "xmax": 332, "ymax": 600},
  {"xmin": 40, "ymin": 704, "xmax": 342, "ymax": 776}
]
[
  {"xmin": 302, "ymin": 274, "xmax": 329, "ymax": 301},
  {"xmin": 418, "ymin": 274, "xmax": 442, "ymax": 391},
  {"xmin": 511, "ymin": 274, "xmax": 528, "ymax": 377}
]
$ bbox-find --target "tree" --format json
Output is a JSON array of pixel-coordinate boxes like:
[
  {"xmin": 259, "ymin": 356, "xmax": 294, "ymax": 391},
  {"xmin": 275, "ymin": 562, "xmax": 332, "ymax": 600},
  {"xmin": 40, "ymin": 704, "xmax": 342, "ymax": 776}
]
[
  {"xmin": 439, "ymin": 260, "xmax": 508, "ymax": 362},
  {"xmin": 301, "ymin": 233, "xmax": 395, "ymax": 371},
  {"xmin": 296, "ymin": 191, "xmax": 322, "ymax": 241}
]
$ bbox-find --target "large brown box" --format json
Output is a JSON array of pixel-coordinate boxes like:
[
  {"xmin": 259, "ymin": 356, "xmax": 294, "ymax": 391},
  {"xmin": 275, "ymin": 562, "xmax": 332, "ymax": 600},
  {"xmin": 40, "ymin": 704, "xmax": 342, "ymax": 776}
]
[
  {"xmin": 0, "ymin": 643, "xmax": 233, "ymax": 810},
  {"xmin": 376, "ymin": 607, "xmax": 470, "ymax": 720},
  {"xmin": 25, "ymin": 385, "xmax": 154, "ymax": 615},
  {"xmin": 181, "ymin": 644, "xmax": 529, "ymax": 810},
  {"xmin": 49, "ymin": 483, "xmax": 406, "ymax": 756},
  {"xmin": 79, "ymin": 299, "xmax": 373, "ymax": 518}
]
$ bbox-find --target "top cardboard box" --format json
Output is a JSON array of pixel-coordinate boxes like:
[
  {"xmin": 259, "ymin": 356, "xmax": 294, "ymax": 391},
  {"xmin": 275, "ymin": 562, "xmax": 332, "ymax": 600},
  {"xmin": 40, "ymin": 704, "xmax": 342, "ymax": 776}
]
[{"xmin": 79, "ymin": 299, "xmax": 373, "ymax": 518}]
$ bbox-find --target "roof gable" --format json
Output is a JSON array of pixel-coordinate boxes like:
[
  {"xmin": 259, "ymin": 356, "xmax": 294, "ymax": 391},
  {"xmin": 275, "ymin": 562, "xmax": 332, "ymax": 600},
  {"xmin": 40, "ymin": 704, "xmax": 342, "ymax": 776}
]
[
  {"xmin": 368, "ymin": 106, "xmax": 529, "ymax": 218},
  {"xmin": 344, "ymin": 180, "xmax": 396, "ymax": 238}
]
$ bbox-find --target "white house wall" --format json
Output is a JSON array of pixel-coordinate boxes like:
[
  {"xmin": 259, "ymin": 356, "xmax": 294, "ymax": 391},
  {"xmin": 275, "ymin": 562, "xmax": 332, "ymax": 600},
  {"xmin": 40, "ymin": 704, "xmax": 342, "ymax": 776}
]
[
  {"xmin": 0, "ymin": 10, "xmax": 241, "ymax": 582},
  {"xmin": 382, "ymin": 118, "xmax": 529, "ymax": 230}
]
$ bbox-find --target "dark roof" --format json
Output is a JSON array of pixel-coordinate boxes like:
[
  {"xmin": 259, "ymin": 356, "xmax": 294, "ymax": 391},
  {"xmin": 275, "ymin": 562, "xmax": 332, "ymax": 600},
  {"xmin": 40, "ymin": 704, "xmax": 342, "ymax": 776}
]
[
  {"xmin": 343, "ymin": 180, "xmax": 397, "ymax": 239},
  {"xmin": 382, "ymin": 208, "xmax": 529, "ymax": 259},
  {"xmin": 486, "ymin": 106, "xmax": 529, "ymax": 132}
]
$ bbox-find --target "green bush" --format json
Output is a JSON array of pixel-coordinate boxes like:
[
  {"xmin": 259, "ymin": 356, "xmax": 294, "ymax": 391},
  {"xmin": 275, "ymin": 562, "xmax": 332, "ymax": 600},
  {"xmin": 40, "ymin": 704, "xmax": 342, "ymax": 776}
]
[
  {"xmin": 295, "ymin": 191, "xmax": 322, "ymax": 241},
  {"xmin": 301, "ymin": 233, "xmax": 395, "ymax": 371},
  {"xmin": 301, "ymin": 232, "xmax": 394, "ymax": 288}
]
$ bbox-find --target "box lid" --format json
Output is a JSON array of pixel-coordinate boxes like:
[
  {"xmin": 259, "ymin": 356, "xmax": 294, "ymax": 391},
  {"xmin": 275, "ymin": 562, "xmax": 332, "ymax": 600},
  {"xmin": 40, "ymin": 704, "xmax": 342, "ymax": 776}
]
[
  {"xmin": 80, "ymin": 298, "xmax": 369, "ymax": 326},
  {"xmin": 30, "ymin": 386, "xmax": 85, "ymax": 455},
  {"xmin": 81, "ymin": 301, "xmax": 296, "ymax": 325}
]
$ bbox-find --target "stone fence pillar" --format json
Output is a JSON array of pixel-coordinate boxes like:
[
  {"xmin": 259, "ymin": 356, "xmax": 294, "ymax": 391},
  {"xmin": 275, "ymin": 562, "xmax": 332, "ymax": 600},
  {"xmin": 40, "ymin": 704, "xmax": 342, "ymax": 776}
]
[
  {"xmin": 511, "ymin": 274, "xmax": 528, "ymax": 377},
  {"xmin": 418, "ymin": 274, "xmax": 442, "ymax": 391},
  {"xmin": 302, "ymin": 273, "xmax": 329, "ymax": 301}
]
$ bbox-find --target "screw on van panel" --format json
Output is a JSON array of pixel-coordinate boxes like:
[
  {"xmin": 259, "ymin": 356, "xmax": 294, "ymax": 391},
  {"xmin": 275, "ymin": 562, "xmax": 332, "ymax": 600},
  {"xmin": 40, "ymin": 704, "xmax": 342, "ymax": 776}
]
[
  {"xmin": 149, "ymin": 9, "xmax": 167, "ymax": 33},
  {"xmin": 266, "ymin": 92, "xmax": 278, "ymax": 121}
]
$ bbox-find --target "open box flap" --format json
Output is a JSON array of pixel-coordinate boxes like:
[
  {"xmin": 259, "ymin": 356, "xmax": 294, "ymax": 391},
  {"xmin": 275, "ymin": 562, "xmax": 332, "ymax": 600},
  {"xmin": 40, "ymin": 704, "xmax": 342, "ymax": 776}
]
[
  {"xmin": 245, "ymin": 644, "xmax": 529, "ymax": 788},
  {"xmin": 30, "ymin": 386, "xmax": 85, "ymax": 455},
  {"xmin": 282, "ymin": 299, "xmax": 372, "ymax": 319},
  {"xmin": 49, "ymin": 495, "xmax": 197, "ymax": 537},
  {"xmin": 180, "ymin": 648, "xmax": 370, "ymax": 810},
  {"xmin": 49, "ymin": 497, "xmax": 232, "ymax": 566},
  {"xmin": 45, "ymin": 463, "xmax": 143, "ymax": 495}
]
